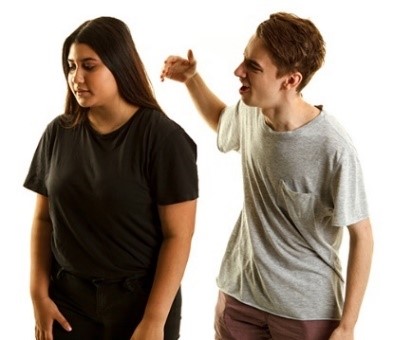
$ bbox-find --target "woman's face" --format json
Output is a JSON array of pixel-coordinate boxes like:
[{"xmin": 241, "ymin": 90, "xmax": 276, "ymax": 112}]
[{"xmin": 67, "ymin": 43, "xmax": 120, "ymax": 109}]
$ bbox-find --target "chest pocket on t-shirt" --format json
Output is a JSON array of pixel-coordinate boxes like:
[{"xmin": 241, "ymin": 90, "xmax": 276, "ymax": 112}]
[
  {"xmin": 277, "ymin": 179, "xmax": 333, "ymax": 226},
  {"xmin": 276, "ymin": 179, "xmax": 343, "ymax": 279}
]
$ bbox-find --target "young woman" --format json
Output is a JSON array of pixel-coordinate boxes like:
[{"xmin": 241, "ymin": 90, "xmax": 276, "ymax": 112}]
[{"xmin": 24, "ymin": 16, "xmax": 198, "ymax": 340}]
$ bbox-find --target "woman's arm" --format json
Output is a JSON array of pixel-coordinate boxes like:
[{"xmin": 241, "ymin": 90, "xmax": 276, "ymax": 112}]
[
  {"xmin": 30, "ymin": 194, "xmax": 53, "ymax": 301},
  {"xmin": 30, "ymin": 194, "xmax": 71, "ymax": 340},
  {"xmin": 131, "ymin": 199, "xmax": 197, "ymax": 340}
]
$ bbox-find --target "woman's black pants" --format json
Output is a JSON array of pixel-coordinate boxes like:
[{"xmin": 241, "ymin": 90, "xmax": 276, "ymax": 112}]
[{"xmin": 49, "ymin": 268, "xmax": 181, "ymax": 340}]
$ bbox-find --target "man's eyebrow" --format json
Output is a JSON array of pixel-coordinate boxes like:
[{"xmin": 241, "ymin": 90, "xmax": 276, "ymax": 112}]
[{"xmin": 244, "ymin": 57, "xmax": 264, "ymax": 71}]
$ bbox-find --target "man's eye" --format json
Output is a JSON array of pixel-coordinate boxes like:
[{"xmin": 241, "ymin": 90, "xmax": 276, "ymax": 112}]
[{"xmin": 245, "ymin": 62, "xmax": 259, "ymax": 72}]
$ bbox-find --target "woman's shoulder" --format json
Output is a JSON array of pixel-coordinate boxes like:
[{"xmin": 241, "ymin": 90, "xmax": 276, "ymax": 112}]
[
  {"xmin": 137, "ymin": 108, "xmax": 186, "ymax": 133},
  {"xmin": 137, "ymin": 107, "xmax": 195, "ymax": 146},
  {"xmin": 36, "ymin": 114, "xmax": 64, "ymax": 137},
  {"xmin": 43, "ymin": 114, "xmax": 66, "ymax": 130}
]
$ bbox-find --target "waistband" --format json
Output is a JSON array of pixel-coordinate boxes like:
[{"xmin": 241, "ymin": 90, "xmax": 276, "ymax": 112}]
[{"xmin": 51, "ymin": 260, "xmax": 153, "ymax": 285}]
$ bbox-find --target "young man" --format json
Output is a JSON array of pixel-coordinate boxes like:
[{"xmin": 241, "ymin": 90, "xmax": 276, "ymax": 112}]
[{"xmin": 161, "ymin": 12, "xmax": 373, "ymax": 340}]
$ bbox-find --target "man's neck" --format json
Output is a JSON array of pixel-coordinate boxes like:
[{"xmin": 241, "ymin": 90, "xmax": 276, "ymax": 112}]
[{"xmin": 262, "ymin": 99, "xmax": 320, "ymax": 132}]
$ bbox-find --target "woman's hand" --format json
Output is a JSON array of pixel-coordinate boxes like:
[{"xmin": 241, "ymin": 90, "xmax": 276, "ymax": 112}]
[
  {"xmin": 33, "ymin": 296, "xmax": 72, "ymax": 340},
  {"xmin": 130, "ymin": 319, "xmax": 164, "ymax": 340}
]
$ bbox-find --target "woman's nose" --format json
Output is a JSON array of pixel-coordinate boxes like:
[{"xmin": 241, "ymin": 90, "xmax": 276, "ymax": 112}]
[{"xmin": 72, "ymin": 68, "xmax": 84, "ymax": 84}]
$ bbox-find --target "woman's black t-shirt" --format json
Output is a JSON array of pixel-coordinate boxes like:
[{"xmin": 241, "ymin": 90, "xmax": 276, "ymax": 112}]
[{"xmin": 24, "ymin": 108, "xmax": 199, "ymax": 279}]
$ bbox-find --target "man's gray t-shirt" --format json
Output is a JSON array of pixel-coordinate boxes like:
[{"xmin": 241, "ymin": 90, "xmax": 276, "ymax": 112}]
[{"xmin": 216, "ymin": 101, "xmax": 369, "ymax": 320}]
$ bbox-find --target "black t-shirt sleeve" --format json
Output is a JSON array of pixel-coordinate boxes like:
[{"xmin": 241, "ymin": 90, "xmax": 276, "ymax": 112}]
[
  {"xmin": 151, "ymin": 127, "xmax": 198, "ymax": 205},
  {"xmin": 23, "ymin": 120, "xmax": 56, "ymax": 196}
]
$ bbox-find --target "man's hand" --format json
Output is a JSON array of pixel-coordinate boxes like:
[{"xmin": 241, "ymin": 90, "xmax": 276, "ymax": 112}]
[{"xmin": 160, "ymin": 49, "xmax": 197, "ymax": 83}]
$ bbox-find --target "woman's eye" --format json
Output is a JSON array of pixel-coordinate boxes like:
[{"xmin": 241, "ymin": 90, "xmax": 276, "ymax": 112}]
[{"xmin": 83, "ymin": 64, "xmax": 95, "ymax": 71}]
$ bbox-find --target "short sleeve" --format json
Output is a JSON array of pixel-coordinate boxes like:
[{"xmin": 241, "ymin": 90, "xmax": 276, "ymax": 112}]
[
  {"xmin": 23, "ymin": 121, "xmax": 55, "ymax": 196},
  {"xmin": 217, "ymin": 101, "xmax": 242, "ymax": 153},
  {"xmin": 331, "ymin": 147, "xmax": 369, "ymax": 226},
  {"xmin": 151, "ymin": 127, "xmax": 198, "ymax": 205}
]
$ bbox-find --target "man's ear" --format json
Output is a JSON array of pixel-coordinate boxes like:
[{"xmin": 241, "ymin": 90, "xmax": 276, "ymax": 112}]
[{"xmin": 282, "ymin": 71, "xmax": 302, "ymax": 90}]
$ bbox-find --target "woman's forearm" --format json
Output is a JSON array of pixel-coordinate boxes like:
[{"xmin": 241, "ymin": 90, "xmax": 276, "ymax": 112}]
[
  {"xmin": 142, "ymin": 235, "xmax": 193, "ymax": 324},
  {"xmin": 30, "ymin": 195, "xmax": 53, "ymax": 300},
  {"xmin": 142, "ymin": 199, "xmax": 196, "ymax": 325}
]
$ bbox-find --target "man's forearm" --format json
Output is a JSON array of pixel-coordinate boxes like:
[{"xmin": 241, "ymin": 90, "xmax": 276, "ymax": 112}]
[
  {"xmin": 339, "ymin": 219, "xmax": 373, "ymax": 330},
  {"xmin": 185, "ymin": 73, "xmax": 226, "ymax": 131}
]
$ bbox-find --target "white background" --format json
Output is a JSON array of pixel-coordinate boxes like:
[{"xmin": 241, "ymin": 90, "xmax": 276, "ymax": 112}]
[{"xmin": 1, "ymin": 0, "xmax": 391, "ymax": 339}]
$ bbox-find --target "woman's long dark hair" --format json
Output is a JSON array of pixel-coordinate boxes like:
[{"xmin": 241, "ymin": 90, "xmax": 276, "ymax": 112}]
[{"xmin": 61, "ymin": 16, "xmax": 163, "ymax": 126}]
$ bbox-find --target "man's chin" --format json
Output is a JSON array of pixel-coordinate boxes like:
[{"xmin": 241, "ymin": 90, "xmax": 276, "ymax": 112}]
[{"xmin": 240, "ymin": 96, "xmax": 255, "ymax": 107}]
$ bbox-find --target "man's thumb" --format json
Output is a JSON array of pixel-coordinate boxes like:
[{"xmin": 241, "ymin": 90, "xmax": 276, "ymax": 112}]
[{"xmin": 187, "ymin": 49, "xmax": 195, "ymax": 63}]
